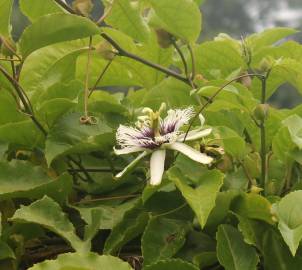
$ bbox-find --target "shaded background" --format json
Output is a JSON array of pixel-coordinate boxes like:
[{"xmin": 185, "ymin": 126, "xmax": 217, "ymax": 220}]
[{"xmin": 11, "ymin": 0, "xmax": 302, "ymax": 108}]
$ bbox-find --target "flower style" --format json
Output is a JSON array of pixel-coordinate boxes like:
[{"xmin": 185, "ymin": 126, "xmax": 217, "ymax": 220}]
[{"xmin": 114, "ymin": 104, "xmax": 214, "ymax": 185}]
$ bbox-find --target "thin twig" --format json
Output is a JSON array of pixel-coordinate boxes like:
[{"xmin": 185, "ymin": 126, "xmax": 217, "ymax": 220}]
[
  {"xmin": 84, "ymin": 37, "xmax": 92, "ymax": 119},
  {"xmin": 88, "ymin": 57, "xmax": 115, "ymax": 97},
  {"xmin": 101, "ymin": 33, "xmax": 190, "ymax": 85},
  {"xmin": 188, "ymin": 44, "xmax": 196, "ymax": 81},
  {"xmin": 74, "ymin": 194, "xmax": 140, "ymax": 204},
  {"xmin": 0, "ymin": 57, "xmax": 21, "ymax": 62},
  {"xmin": 67, "ymin": 155, "xmax": 94, "ymax": 183},
  {"xmin": 53, "ymin": 0, "xmax": 76, "ymax": 14},
  {"xmin": 172, "ymin": 40, "xmax": 189, "ymax": 79},
  {"xmin": 152, "ymin": 203, "xmax": 187, "ymax": 218},
  {"xmin": 0, "ymin": 64, "xmax": 47, "ymax": 136}
]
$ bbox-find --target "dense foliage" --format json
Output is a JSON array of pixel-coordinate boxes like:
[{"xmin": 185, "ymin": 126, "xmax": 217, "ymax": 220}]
[{"xmin": 0, "ymin": 0, "xmax": 302, "ymax": 269}]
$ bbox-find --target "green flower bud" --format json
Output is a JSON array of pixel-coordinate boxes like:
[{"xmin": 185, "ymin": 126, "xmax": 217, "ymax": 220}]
[
  {"xmin": 258, "ymin": 57, "xmax": 273, "ymax": 73},
  {"xmin": 95, "ymin": 41, "xmax": 116, "ymax": 60},
  {"xmin": 253, "ymin": 104, "xmax": 270, "ymax": 121}
]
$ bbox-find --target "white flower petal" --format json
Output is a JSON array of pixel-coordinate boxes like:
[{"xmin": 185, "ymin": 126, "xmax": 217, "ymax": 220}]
[
  {"xmin": 167, "ymin": 142, "xmax": 213, "ymax": 164},
  {"xmin": 114, "ymin": 146, "xmax": 144, "ymax": 155},
  {"xmin": 150, "ymin": 149, "xmax": 166, "ymax": 186},
  {"xmin": 199, "ymin": 113, "xmax": 205, "ymax": 126},
  {"xmin": 115, "ymin": 151, "xmax": 149, "ymax": 179},
  {"xmin": 177, "ymin": 128, "xmax": 212, "ymax": 142}
]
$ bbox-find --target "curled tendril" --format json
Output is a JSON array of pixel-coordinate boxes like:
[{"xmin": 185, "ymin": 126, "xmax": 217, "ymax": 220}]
[{"xmin": 79, "ymin": 115, "xmax": 98, "ymax": 125}]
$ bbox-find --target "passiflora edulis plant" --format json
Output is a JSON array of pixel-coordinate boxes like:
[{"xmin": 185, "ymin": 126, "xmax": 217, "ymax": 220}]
[{"xmin": 0, "ymin": 0, "xmax": 301, "ymax": 269}]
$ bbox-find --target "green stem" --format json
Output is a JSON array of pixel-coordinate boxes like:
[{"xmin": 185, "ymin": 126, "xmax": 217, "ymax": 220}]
[
  {"xmin": 260, "ymin": 77, "xmax": 267, "ymax": 188},
  {"xmin": 101, "ymin": 33, "xmax": 190, "ymax": 85}
]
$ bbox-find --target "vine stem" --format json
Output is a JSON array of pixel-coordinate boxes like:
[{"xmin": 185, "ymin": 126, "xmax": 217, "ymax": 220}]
[
  {"xmin": 260, "ymin": 76, "xmax": 267, "ymax": 188},
  {"xmin": 88, "ymin": 56, "xmax": 115, "ymax": 97},
  {"xmin": 52, "ymin": 0, "xmax": 191, "ymax": 86},
  {"xmin": 84, "ymin": 37, "xmax": 92, "ymax": 119},
  {"xmin": 182, "ymin": 73, "xmax": 265, "ymax": 143},
  {"xmin": 100, "ymin": 33, "xmax": 190, "ymax": 84}
]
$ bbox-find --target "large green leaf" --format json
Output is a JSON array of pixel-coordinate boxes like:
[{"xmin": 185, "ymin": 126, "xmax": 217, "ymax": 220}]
[
  {"xmin": 148, "ymin": 0, "xmax": 201, "ymax": 42},
  {"xmin": 216, "ymin": 225, "xmax": 259, "ymax": 270},
  {"xmin": 105, "ymin": 0, "xmax": 150, "ymax": 42},
  {"xmin": 274, "ymin": 190, "xmax": 302, "ymax": 256},
  {"xmin": 19, "ymin": 14, "xmax": 100, "ymax": 57},
  {"xmin": 11, "ymin": 196, "xmax": 85, "ymax": 252},
  {"xmin": 75, "ymin": 198, "xmax": 139, "ymax": 230},
  {"xmin": 0, "ymin": 0, "xmax": 13, "ymax": 36},
  {"xmin": 231, "ymin": 193, "xmax": 274, "ymax": 225},
  {"xmin": 19, "ymin": 0, "xmax": 63, "ymax": 21},
  {"xmin": 0, "ymin": 241, "xmax": 15, "ymax": 260},
  {"xmin": 282, "ymin": 115, "xmax": 302, "ymax": 149},
  {"xmin": 0, "ymin": 120, "xmax": 44, "ymax": 148},
  {"xmin": 247, "ymin": 27, "xmax": 298, "ymax": 53},
  {"xmin": 143, "ymin": 259, "xmax": 199, "ymax": 270},
  {"xmin": 213, "ymin": 126, "xmax": 246, "ymax": 159},
  {"xmin": 104, "ymin": 200, "xmax": 149, "ymax": 254},
  {"xmin": 141, "ymin": 78, "xmax": 196, "ymax": 109},
  {"xmin": 168, "ymin": 167, "xmax": 224, "ymax": 228},
  {"xmin": 195, "ymin": 40, "xmax": 245, "ymax": 79},
  {"xmin": 0, "ymin": 90, "xmax": 26, "ymax": 125},
  {"xmin": 20, "ymin": 40, "xmax": 86, "ymax": 94},
  {"xmin": 0, "ymin": 160, "xmax": 71, "ymax": 202},
  {"xmin": 142, "ymin": 217, "xmax": 189, "ymax": 266},
  {"xmin": 28, "ymin": 252, "xmax": 132, "ymax": 270},
  {"xmin": 45, "ymin": 112, "xmax": 113, "ymax": 165},
  {"xmin": 263, "ymin": 229, "xmax": 302, "ymax": 270}
]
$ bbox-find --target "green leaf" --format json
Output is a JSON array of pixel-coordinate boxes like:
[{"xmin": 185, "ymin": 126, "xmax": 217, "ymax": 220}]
[
  {"xmin": 282, "ymin": 115, "xmax": 302, "ymax": 149},
  {"xmin": 19, "ymin": 14, "xmax": 100, "ymax": 57},
  {"xmin": 168, "ymin": 167, "xmax": 224, "ymax": 228},
  {"xmin": 148, "ymin": 0, "xmax": 201, "ymax": 42},
  {"xmin": 19, "ymin": 0, "xmax": 63, "ymax": 21},
  {"xmin": 0, "ymin": 241, "xmax": 15, "ymax": 260},
  {"xmin": 213, "ymin": 126, "xmax": 246, "ymax": 159},
  {"xmin": 231, "ymin": 193, "xmax": 274, "ymax": 225},
  {"xmin": 45, "ymin": 112, "xmax": 113, "ymax": 165},
  {"xmin": 0, "ymin": 120, "xmax": 44, "ymax": 148},
  {"xmin": 143, "ymin": 259, "xmax": 199, "ymax": 270},
  {"xmin": 0, "ymin": 90, "xmax": 27, "ymax": 125},
  {"xmin": 27, "ymin": 252, "xmax": 132, "ymax": 270},
  {"xmin": 20, "ymin": 40, "xmax": 86, "ymax": 94},
  {"xmin": 195, "ymin": 40, "xmax": 245, "ymax": 79},
  {"xmin": 263, "ymin": 229, "xmax": 302, "ymax": 270},
  {"xmin": 75, "ymin": 198, "xmax": 139, "ymax": 230},
  {"xmin": 141, "ymin": 78, "xmax": 196, "ymax": 110},
  {"xmin": 216, "ymin": 225, "xmax": 259, "ymax": 270},
  {"xmin": 105, "ymin": 0, "xmax": 150, "ymax": 42},
  {"xmin": 142, "ymin": 217, "xmax": 189, "ymax": 266},
  {"xmin": 274, "ymin": 190, "xmax": 302, "ymax": 256},
  {"xmin": 11, "ymin": 196, "xmax": 85, "ymax": 252},
  {"xmin": 104, "ymin": 200, "xmax": 149, "ymax": 254},
  {"xmin": 247, "ymin": 27, "xmax": 298, "ymax": 52},
  {"xmin": 0, "ymin": 0, "xmax": 13, "ymax": 36},
  {"xmin": 0, "ymin": 160, "xmax": 71, "ymax": 202}
]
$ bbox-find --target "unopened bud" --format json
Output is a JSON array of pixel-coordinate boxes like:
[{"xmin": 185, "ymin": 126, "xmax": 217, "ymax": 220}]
[
  {"xmin": 1, "ymin": 37, "xmax": 16, "ymax": 57},
  {"xmin": 95, "ymin": 41, "xmax": 116, "ymax": 60},
  {"xmin": 253, "ymin": 104, "xmax": 269, "ymax": 121},
  {"xmin": 155, "ymin": 29, "xmax": 173, "ymax": 49},
  {"xmin": 250, "ymin": 185, "xmax": 263, "ymax": 194},
  {"xmin": 258, "ymin": 58, "xmax": 273, "ymax": 73},
  {"xmin": 72, "ymin": 0, "xmax": 93, "ymax": 17}
]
